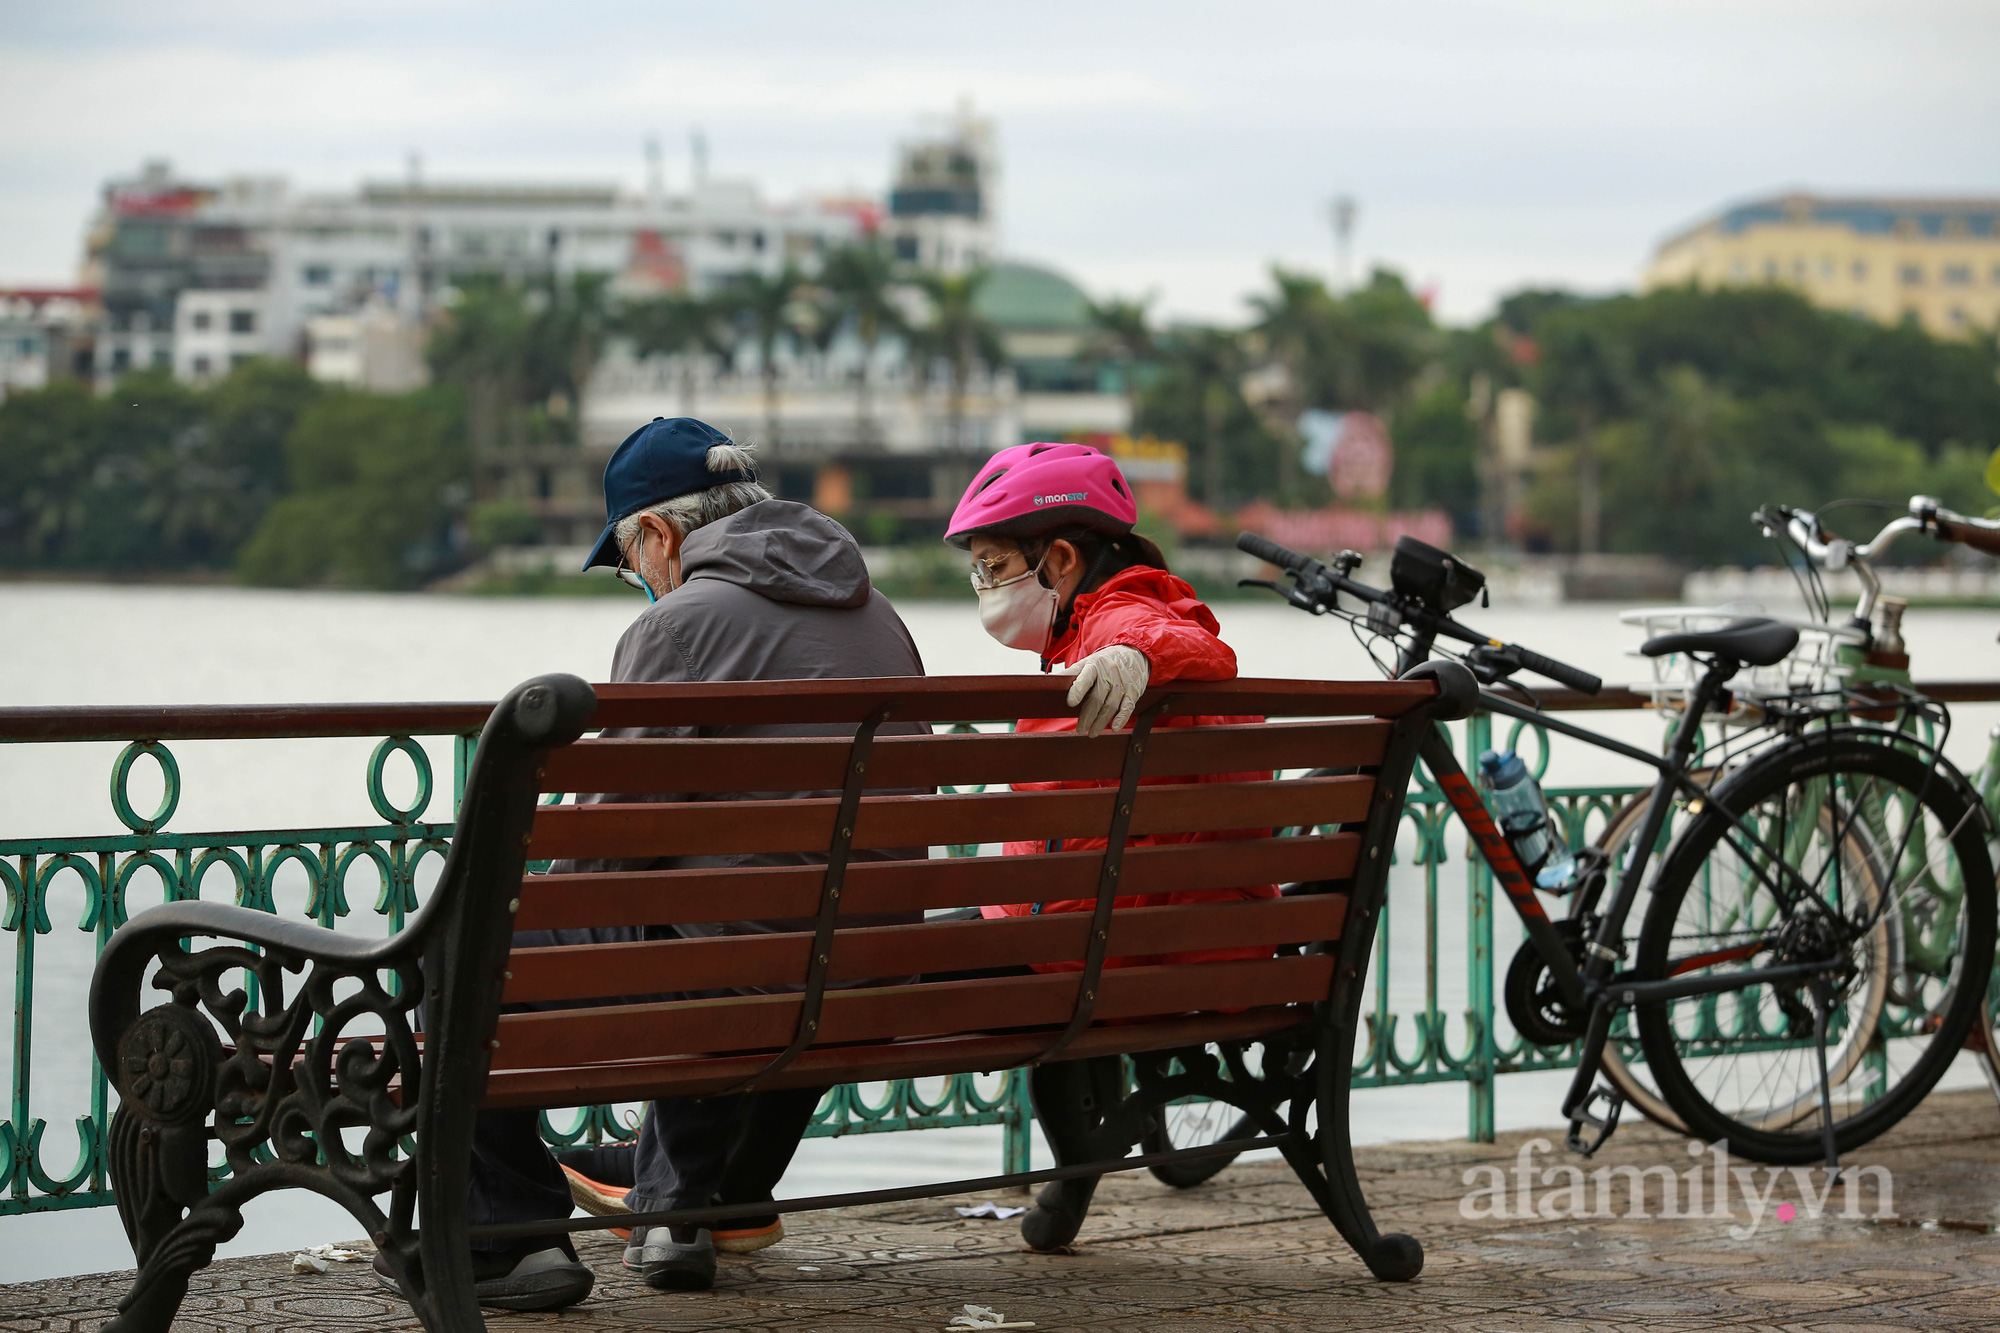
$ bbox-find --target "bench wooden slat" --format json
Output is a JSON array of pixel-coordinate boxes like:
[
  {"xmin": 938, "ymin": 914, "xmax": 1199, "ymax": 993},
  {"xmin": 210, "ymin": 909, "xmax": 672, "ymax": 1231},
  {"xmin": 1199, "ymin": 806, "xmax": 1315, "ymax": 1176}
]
[
  {"xmin": 527, "ymin": 774, "xmax": 1373, "ymax": 860},
  {"xmin": 478, "ymin": 1006, "xmax": 1310, "ymax": 1108},
  {"xmin": 540, "ymin": 719, "xmax": 1392, "ymax": 796},
  {"xmin": 512, "ymin": 833, "xmax": 1359, "ymax": 930},
  {"xmin": 502, "ymin": 894, "xmax": 1347, "ymax": 1002},
  {"xmin": 490, "ymin": 955, "xmax": 1333, "ymax": 1070},
  {"xmin": 588, "ymin": 675, "xmax": 1435, "ymax": 728}
]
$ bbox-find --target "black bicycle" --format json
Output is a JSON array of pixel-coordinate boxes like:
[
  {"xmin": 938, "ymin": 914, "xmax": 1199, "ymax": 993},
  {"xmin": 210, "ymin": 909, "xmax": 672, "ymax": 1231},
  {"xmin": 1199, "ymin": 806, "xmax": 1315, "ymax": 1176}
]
[{"xmin": 1145, "ymin": 531, "xmax": 1994, "ymax": 1181}]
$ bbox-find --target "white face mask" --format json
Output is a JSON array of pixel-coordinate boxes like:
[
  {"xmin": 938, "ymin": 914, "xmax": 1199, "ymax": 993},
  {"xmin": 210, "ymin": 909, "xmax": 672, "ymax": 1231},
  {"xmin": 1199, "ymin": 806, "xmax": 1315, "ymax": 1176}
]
[{"xmin": 976, "ymin": 561, "xmax": 1060, "ymax": 654}]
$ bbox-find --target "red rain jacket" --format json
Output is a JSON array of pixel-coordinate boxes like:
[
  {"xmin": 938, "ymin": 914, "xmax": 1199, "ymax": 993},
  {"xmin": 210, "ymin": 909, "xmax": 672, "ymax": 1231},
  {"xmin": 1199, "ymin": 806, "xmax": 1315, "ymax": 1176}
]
[{"xmin": 981, "ymin": 565, "xmax": 1281, "ymax": 970}]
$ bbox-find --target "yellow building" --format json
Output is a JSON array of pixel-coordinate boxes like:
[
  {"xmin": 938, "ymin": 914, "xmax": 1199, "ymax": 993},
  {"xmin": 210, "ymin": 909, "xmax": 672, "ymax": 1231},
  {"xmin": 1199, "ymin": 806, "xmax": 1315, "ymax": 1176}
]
[{"xmin": 1644, "ymin": 192, "xmax": 2000, "ymax": 338}]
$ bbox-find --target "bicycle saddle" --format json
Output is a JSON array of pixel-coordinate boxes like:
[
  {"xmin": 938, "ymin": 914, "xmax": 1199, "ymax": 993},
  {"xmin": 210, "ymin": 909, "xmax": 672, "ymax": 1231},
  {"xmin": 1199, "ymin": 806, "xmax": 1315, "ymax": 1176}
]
[{"xmin": 1639, "ymin": 617, "xmax": 1799, "ymax": 667}]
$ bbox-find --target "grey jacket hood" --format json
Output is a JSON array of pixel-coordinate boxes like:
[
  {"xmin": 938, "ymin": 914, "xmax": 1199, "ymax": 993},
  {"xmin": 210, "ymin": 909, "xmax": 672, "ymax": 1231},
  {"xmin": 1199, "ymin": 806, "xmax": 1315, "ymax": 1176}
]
[{"xmin": 677, "ymin": 499, "xmax": 871, "ymax": 609}]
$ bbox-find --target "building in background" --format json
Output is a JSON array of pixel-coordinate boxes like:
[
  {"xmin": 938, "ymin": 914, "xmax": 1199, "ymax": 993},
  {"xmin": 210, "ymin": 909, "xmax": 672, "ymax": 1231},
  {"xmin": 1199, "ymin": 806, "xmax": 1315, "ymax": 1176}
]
[
  {"xmin": 305, "ymin": 304, "xmax": 429, "ymax": 392},
  {"xmin": 884, "ymin": 103, "xmax": 997, "ymax": 272},
  {"xmin": 1645, "ymin": 192, "xmax": 2000, "ymax": 337},
  {"xmin": 55, "ymin": 109, "xmax": 1131, "ymax": 554},
  {"xmin": 573, "ymin": 257, "xmax": 1129, "ymax": 549},
  {"xmin": 0, "ymin": 288, "xmax": 98, "ymax": 401},
  {"xmin": 80, "ymin": 157, "xmax": 868, "ymax": 389}
]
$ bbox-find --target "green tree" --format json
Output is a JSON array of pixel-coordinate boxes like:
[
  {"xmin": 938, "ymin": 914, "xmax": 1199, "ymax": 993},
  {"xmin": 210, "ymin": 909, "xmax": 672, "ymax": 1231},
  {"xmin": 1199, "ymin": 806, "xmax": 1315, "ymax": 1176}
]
[
  {"xmin": 717, "ymin": 265, "xmax": 808, "ymax": 446},
  {"xmin": 1085, "ymin": 293, "xmax": 1157, "ymax": 412},
  {"xmin": 1389, "ymin": 379, "xmax": 1480, "ymax": 528},
  {"xmin": 0, "ymin": 361, "xmax": 320, "ymax": 573},
  {"xmin": 1135, "ymin": 326, "xmax": 1279, "ymax": 507},
  {"xmin": 820, "ymin": 243, "xmax": 907, "ymax": 443},
  {"xmin": 618, "ymin": 292, "xmax": 731, "ymax": 415},
  {"xmin": 428, "ymin": 273, "xmax": 610, "ymax": 451},
  {"xmin": 911, "ymin": 268, "xmax": 1005, "ymax": 450},
  {"xmin": 1532, "ymin": 308, "xmax": 1636, "ymax": 553},
  {"xmin": 237, "ymin": 388, "xmax": 469, "ymax": 588}
]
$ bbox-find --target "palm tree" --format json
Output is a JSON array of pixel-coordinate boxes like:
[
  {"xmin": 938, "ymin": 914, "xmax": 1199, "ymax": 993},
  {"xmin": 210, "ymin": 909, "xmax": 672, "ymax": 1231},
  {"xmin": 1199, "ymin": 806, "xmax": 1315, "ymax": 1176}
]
[
  {"xmin": 820, "ymin": 243, "xmax": 906, "ymax": 445},
  {"xmin": 427, "ymin": 274, "xmax": 534, "ymax": 456},
  {"xmin": 1533, "ymin": 311, "xmax": 1633, "ymax": 554},
  {"xmin": 619, "ymin": 293, "xmax": 728, "ymax": 415},
  {"xmin": 1250, "ymin": 268, "xmax": 1342, "ymax": 496},
  {"xmin": 1085, "ymin": 294, "xmax": 1156, "ymax": 423},
  {"xmin": 719, "ymin": 265, "xmax": 806, "ymax": 448},
  {"xmin": 1162, "ymin": 326, "xmax": 1247, "ymax": 506},
  {"xmin": 912, "ymin": 268, "xmax": 1005, "ymax": 450},
  {"xmin": 524, "ymin": 272, "xmax": 613, "ymax": 443}
]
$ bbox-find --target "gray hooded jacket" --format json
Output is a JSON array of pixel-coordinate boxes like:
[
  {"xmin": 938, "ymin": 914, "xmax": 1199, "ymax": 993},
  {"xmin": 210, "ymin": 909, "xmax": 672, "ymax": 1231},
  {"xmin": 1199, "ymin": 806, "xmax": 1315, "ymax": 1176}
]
[{"xmin": 548, "ymin": 500, "xmax": 927, "ymax": 980}]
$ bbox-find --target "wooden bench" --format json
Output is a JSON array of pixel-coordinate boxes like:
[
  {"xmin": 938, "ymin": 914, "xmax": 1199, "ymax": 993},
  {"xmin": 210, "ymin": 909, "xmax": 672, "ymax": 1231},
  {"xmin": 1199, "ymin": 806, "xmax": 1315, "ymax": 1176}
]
[{"xmin": 89, "ymin": 666, "xmax": 1473, "ymax": 1332}]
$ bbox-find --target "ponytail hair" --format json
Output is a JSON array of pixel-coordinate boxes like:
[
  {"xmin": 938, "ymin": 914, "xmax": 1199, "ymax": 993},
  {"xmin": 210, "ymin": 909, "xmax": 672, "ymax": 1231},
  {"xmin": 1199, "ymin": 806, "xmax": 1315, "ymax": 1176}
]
[{"xmin": 1022, "ymin": 524, "xmax": 1169, "ymax": 598}]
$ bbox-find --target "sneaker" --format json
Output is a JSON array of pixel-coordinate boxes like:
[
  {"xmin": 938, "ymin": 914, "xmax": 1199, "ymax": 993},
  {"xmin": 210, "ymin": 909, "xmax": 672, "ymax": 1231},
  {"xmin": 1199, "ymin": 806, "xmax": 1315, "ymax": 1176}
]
[
  {"xmin": 713, "ymin": 1217, "xmax": 785, "ymax": 1253},
  {"xmin": 372, "ymin": 1237, "xmax": 595, "ymax": 1311},
  {"xmin": 560, "ymin": 1163, "xmax": 634, "ymax": 1241},
  {"xmin": 623, "ymin": 1225, "xmax": 716, "ymax": 1292}
]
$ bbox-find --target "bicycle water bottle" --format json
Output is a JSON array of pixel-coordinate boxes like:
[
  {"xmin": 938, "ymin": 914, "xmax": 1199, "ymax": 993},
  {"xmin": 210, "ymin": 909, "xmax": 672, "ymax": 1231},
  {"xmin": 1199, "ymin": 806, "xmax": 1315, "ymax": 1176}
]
[{"xmin": 1477, "ymin": 750, "xmax": 1577, "ymax": 891}]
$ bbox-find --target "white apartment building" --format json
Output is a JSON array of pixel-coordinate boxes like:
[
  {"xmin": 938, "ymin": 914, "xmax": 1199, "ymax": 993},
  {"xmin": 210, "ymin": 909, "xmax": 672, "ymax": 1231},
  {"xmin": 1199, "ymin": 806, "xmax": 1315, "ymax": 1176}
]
[
  {"xmin": 172, "ymin": 290, "xmax": 269, "ymax": 382},
  {"xmin": 85, "ymin": 160, "xmax": 870, "ymax": 387}
]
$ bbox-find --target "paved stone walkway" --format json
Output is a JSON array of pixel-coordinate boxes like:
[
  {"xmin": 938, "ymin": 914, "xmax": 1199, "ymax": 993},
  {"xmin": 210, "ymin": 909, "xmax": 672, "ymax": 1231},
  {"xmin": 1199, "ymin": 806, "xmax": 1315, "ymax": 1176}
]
[{"xmin": 7, "ymin": 1089, "xmax": 1999, "ymax": 1331}]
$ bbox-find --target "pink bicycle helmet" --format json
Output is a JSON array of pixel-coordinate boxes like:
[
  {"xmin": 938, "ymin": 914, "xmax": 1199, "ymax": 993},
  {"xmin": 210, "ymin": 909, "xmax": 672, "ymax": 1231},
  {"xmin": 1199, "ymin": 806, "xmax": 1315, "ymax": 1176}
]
[{"xmin": 944, "ymin": 442, "xmax": 1139, "ymax": 549}]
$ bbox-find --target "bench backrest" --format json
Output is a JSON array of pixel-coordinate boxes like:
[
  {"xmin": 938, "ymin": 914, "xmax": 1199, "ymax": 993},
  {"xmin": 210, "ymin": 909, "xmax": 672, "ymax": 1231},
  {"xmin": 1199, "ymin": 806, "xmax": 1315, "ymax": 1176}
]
[{"xmin": 436, "ymin": 673, "xmax": 1442, "ymax": 1110}]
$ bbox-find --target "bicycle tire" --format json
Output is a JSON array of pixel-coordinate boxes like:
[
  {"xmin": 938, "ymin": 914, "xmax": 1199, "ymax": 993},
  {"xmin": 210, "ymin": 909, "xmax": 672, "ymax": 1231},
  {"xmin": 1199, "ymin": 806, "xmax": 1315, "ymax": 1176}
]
[
  {"xmin": 1144, "ymin": 1099, "xmax": 1259, "ymax": 1188},
  {"xmin": 1584, "ymin": 790, "xmax": 1690, "ymax": 1133},
  {"xmin": 1634, "ymin": 732, "xmax": 1995, "ymax": 1164}
]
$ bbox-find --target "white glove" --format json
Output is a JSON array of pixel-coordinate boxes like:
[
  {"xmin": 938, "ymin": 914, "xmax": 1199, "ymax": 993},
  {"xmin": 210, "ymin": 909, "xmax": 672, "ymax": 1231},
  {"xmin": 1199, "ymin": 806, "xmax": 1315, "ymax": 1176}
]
[{"xmin": 1064, "ymin": 644, "xmax": 1151, "ymax": 737}]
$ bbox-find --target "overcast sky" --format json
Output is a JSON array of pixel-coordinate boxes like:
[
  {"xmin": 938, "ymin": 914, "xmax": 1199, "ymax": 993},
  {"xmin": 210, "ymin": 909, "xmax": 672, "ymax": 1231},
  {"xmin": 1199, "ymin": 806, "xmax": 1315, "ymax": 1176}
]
[{"xmin": 2, "ymin": 1, "xmax": 1994, "ymax": 324}]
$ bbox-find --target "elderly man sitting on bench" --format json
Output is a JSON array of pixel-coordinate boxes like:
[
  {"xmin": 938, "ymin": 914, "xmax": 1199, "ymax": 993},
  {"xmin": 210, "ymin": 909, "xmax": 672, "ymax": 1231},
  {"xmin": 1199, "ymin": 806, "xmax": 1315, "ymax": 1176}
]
[{"xmin": 383, "ymin": 417, "xmax": 927, "ymax": 1311}]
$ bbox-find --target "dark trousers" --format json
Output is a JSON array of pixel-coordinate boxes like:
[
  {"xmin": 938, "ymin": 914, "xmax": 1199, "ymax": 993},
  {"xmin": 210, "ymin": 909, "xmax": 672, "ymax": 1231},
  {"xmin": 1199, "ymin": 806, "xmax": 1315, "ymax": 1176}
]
[
  {"xmin": 461, "ymin": 924, "xmax": 825, "ymax": 1249},
  {"xmin": 464, "ymin": 1088, "xmax": 824, "ymax": 1248},
  {"xmin": 920, "ymin": 941, "xmax": 1128, "ymax": 1219}
]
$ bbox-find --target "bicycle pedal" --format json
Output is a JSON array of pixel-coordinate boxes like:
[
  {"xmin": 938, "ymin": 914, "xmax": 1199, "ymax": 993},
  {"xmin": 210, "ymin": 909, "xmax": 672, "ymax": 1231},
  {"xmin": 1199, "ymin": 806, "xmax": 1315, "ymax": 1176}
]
[{"xmin": 1563, "ymin": 1084, "xmax": 1625, "ymax": 1157}]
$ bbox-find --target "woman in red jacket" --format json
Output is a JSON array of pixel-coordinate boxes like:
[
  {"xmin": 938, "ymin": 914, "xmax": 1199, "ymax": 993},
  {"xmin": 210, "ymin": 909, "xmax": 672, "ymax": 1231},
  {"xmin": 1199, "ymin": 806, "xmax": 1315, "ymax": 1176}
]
[{"xmin": 944, "ymin": 442, "xmax": 1277, "ymax": 1250}]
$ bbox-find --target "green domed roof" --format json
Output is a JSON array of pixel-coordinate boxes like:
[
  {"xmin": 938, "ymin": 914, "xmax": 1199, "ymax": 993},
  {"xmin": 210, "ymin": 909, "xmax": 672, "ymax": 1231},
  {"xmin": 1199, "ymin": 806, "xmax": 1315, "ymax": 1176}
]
[{"xmin": 974, "ymin": 260, "xmax": 1092, "ymax": 330}]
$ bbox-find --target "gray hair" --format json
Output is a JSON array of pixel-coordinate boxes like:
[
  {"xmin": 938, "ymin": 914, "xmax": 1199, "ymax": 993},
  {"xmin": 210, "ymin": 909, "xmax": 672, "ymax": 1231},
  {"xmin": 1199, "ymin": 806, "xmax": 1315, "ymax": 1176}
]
[{"xmin": 612, "ymin": 441, "xmax": 772, "ymax": 550}]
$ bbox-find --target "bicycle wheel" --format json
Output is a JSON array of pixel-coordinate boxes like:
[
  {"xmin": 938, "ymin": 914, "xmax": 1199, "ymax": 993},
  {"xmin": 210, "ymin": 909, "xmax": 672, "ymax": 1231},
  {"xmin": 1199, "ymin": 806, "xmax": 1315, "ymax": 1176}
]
[
  {"xmin": 1140, "ymin": 1044, "xmax": 1269, "ymax": 1188},
  {"xmin": 1634, "ymin": 732, "xmax": 1995, "ymax": 1163}
]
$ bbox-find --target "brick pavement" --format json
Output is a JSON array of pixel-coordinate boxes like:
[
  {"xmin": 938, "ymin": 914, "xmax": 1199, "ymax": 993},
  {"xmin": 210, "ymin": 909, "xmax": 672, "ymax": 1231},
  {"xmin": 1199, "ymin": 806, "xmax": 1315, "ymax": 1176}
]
[{"xmin": 6, "ymin": 1089, "xmax": 1997, "ymax": 1331}]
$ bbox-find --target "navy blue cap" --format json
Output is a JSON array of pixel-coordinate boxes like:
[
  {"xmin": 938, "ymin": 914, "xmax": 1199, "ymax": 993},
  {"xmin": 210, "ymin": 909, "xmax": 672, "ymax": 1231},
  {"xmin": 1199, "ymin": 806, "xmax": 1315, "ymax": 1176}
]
[{"xmin": 582, "ymin": 417, "xmax": 755, "ymax": 571}]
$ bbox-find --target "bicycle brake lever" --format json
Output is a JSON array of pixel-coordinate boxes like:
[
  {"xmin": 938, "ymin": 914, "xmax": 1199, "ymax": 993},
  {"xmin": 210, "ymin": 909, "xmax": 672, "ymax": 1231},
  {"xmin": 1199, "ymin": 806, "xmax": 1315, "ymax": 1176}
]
[{"xmin": 1238, "ymin": 576, "xmax": 1333, "ymax": 615}]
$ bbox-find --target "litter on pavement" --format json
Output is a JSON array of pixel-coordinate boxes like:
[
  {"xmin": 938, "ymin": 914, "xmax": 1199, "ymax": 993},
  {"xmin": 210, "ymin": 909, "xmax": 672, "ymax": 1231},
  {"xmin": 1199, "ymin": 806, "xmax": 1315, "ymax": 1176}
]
[
  {"xmin": 953, "ymin": 1202, "xmax": 1028, "ymax": 1219},
  {"xmin": 946, "ymin": 1303, "xmax": 1036, "ymax": 1329}
]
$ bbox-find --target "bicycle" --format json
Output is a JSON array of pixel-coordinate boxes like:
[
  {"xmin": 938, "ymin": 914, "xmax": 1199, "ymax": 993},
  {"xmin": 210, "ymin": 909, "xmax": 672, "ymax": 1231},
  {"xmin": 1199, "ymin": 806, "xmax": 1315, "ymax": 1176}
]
[
  {"xmin": 1593, "ymin": 493, "xmax": 2000, "ymax": 1132},
  {"xmin": 1147, "ymin": 526, "xmax": 1994, "ymax": 1175}
]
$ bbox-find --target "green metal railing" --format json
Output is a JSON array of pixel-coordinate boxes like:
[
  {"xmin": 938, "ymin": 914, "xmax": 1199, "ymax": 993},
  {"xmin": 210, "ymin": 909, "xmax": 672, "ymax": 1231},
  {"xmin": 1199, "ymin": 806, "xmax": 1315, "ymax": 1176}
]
[{"xmin": 9, "ymin": 684, "xmax": 1993, "ymax": 1218}]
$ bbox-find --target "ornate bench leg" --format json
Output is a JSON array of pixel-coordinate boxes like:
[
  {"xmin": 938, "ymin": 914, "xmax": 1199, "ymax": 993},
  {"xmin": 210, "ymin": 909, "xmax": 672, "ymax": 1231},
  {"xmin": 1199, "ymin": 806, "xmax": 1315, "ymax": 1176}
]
[
  {"xmin": 103, "ymin": 1002, "xmax": 242, "ymax": 1333},
  {"xmin": 106, "ymin": 1108, "xmax": 240, "ymax": 1331},
  {"xmin": 1311, "ymin": 905, "xmax": 1425, "ymax": 1281}
]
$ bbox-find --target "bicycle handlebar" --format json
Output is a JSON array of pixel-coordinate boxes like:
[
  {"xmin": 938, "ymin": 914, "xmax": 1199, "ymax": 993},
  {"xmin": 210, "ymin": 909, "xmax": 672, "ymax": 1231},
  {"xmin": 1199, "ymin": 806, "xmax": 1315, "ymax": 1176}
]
[
  {"xmin": 1236, "ymin": 530, "xmax": 1313, "ymax": 575},
  {"xmin": 1765, "ymin": 494, "xmax": 2000, "ymax": 568},
  {"xmin": 1509, "ymin": 645, "xmax": 1604, "ymax": 696},
  {"xmin": 1235, "ymin": 532, "xmax": 1603, "ymax": 695}
]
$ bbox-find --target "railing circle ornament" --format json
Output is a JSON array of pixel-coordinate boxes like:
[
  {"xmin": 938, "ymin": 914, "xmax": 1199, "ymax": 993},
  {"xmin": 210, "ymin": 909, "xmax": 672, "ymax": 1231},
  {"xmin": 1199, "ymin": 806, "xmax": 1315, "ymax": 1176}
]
[
  {"xmin": 366, "ymin": 736, "xmax": 434, "ymax": 824},
  {"xmin": 109, "ymin": 740, "xmax": 180, "ymax": 834}
]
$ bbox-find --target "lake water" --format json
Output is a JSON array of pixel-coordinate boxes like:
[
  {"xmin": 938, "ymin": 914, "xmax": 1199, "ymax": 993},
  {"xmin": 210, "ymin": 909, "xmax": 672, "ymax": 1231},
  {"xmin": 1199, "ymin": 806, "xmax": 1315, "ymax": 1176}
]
[{"xmin": 4, "ymin": 582, "xmax": 1997, "ymax": 1279}]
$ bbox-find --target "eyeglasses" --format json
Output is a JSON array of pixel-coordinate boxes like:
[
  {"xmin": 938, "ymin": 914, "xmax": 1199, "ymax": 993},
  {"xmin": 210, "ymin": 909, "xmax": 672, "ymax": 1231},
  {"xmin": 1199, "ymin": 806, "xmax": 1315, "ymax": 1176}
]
[
  {"xmin": 968, "ymin": 551, "xmax": 1028, "ymax": 592},
  {"xmin": 614, "ymin": 544, "xmax": 649, "ymax": 593}
]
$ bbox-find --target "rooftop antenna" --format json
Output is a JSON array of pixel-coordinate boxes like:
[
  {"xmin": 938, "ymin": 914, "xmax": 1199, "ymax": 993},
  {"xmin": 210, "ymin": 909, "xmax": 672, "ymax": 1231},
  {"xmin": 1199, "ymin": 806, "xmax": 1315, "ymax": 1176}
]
[
  {"xmin": 1330, "ymin": 194, "xmax": 1356, "ymax": 294},
  {"xmin": 691, "ymin": 128, "xmax": 709, "ymax": 187},
  {"xmin": 644, "ymin": 135, "xmax": 664, "ymax": 206}
]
